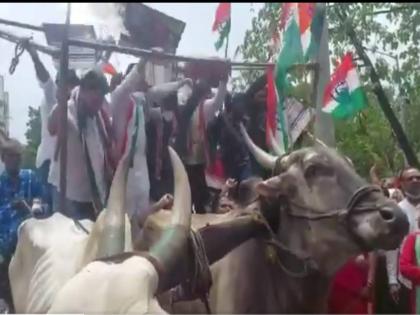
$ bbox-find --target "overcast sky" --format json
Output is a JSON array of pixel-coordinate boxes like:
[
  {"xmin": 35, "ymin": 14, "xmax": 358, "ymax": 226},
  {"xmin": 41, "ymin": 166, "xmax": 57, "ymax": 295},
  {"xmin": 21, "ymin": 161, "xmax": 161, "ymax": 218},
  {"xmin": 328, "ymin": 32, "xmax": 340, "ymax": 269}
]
[{"xmin": 0, "ymin": 2, "xmax": 263, "ymax": 143}]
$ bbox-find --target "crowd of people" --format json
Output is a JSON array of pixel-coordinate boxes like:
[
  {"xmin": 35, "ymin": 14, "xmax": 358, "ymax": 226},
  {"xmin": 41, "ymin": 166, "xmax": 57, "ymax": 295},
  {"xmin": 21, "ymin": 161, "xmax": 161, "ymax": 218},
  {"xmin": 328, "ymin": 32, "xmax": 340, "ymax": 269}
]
[{"xmin": 0, "ymin": 43, "xmax": 420, "ymax": 314}]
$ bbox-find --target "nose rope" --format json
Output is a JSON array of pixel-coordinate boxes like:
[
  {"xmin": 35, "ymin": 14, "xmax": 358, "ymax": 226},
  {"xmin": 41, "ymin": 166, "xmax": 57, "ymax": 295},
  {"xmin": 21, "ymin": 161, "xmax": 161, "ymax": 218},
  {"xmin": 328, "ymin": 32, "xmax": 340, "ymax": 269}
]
[
  {"xmin": 259, "ymin": 185, "xmax": 386, "ymax": 276},
  {"xmin": 284, "ymin": 185, "xmax": 384, "ymax": 221}
]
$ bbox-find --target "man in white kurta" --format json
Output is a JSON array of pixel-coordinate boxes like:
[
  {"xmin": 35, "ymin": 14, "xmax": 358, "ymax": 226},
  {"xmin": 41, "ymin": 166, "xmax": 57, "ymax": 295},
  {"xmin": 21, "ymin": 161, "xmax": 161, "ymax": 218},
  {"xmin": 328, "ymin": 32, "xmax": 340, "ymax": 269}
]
[
  {"xmin": 48, "ymin": 65, "xmax": 133, "ymax": 220},
  {"xmin": 25, "ymin": 44, "xmax": 80, "ymax": 212}
]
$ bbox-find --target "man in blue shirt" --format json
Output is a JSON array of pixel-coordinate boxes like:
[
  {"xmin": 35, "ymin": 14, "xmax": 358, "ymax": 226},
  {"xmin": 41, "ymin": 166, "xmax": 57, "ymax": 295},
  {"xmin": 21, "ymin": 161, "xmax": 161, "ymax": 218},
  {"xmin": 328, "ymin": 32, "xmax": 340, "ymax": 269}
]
[{"xmin": 0, "ymin": 138, "xmax": 43, "ymax": 312}]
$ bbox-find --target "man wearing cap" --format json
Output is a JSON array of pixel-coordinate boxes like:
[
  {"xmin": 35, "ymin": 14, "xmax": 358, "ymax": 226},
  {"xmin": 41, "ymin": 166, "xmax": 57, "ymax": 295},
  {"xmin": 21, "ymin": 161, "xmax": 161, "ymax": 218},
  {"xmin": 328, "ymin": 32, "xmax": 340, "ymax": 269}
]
[
  {"xmin": 25, "ymin": 43, "xmax": 80, "ymax": 214},
  {"xmin": 0, "ymin": 138, "xmax": 43, "ymax": 310}
]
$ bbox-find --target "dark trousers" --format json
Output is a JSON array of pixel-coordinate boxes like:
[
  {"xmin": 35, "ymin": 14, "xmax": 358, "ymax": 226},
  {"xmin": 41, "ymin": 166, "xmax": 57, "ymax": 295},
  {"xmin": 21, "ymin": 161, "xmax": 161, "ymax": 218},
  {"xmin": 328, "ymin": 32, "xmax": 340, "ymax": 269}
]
[
  {"xmin": 185, "ymin": 164, "xmax": 209, "ymax": 214},
  {"xmin": 374, "ymin": 255, "xmax": 411, "ymax": 314},
  {"xmin": 149, "ymin": 167, "xmax": 174, "ymax": 203},
  {"xmin": 36, "ymin": 160, "xmax": 53, "ymax": 215},
  {"xmin": 52, "ymin": 187, "xmax": 96, "ymax": 221}
]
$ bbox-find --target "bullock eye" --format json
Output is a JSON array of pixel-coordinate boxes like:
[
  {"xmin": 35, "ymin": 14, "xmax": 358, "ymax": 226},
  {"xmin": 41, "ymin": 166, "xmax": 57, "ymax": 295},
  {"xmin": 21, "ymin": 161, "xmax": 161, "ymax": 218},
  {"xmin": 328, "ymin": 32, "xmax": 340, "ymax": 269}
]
[{"xmin": 304, "ymin": 163, "xmax": 334, "ymax": 179}]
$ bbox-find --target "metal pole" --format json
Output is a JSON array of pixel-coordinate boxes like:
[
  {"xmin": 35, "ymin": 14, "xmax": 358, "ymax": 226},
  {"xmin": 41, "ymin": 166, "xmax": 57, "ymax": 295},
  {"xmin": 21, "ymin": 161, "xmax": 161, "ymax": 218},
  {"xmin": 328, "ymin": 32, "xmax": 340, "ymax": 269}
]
[
  {"xmin": 67, "ymin": 38, "xmax": 274, "ymax": 68},
  {"xmin": 58, "ymin": 3, "xmax": 71, "ymax": 212},
  {"xmin": 314, "ymin": 3, "xmax": 335, "ymax": 146},
  {"xmin": 0, "ymin": 28, "xmax": 59, "ymax": 57},
  {"xmin": 0, "ymin": 17, "xmax": 43, "ymax": 32}
]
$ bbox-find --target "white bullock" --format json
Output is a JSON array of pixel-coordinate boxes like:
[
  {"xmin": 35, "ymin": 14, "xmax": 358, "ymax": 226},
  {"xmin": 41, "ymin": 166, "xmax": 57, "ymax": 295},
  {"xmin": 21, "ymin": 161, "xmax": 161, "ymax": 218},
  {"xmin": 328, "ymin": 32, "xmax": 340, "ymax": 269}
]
[
  {"xmin": 47, "ymin": 147, "xmax": 192, "ymax": 314},
  {"xmin": 9, "ymin": 139, "xmax": 134, "ymax": 313},
  {"xmin": 9, "ymin": 80, "xmax": 152, "ymax": 313}
]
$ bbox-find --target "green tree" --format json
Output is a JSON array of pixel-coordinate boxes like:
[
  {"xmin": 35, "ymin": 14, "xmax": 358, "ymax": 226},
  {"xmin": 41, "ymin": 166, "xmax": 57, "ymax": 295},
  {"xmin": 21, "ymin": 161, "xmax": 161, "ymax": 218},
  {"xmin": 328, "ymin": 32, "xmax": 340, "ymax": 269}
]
[
  {"xmin": 22, "ymin": 106, "xmax": 41, "ymax": 169},
  {"xmin": 235, "ymin": 3, "xmax": 420, "ymax": 178}
]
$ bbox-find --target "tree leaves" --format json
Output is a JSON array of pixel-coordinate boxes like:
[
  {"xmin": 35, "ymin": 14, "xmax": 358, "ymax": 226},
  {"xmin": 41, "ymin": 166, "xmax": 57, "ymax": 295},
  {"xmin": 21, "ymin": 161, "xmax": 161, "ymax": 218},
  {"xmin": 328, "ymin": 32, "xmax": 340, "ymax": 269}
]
[{"xmin": 22, "ymin": 106, "xmax": 41, "ymax": 169}]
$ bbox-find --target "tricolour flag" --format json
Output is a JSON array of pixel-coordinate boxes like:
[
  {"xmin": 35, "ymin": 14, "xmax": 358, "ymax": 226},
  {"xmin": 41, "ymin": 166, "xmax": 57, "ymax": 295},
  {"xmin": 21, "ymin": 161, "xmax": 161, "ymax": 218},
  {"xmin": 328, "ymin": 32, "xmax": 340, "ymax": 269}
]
[
  {"xmin": 269, "ymin": 3, "xmax": 325, "ymax": 151},
  {"xmin": 274, "ymin": 3, "xmax": 303, "ymax": 150},
  {"xmin": 323, "ymin": 52, "xmax": 367, "ymax": 120},
  {"xmin": 298, "ymin": 3, "xmax": 315, "ymax": 57},
  {"xmin": 102, "ymin": 62, "xmax": 118, "ymax": 76},
  {"xmin": 212, "ymin": 3, "xmax": 231, "ymax": 51}
]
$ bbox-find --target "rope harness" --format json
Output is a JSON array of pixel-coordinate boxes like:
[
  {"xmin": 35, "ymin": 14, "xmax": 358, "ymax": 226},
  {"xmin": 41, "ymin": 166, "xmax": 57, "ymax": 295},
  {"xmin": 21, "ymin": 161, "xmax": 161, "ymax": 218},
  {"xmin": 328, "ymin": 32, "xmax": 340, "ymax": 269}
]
[
  {"xmin": 170, "ymin": 229, "xmax": 212, "ymax": 314},
  {"xmin": 9, "ymin": 38, "xmax": 30, "ymax": 75},
  {"xmin": 284, "ymin": 185, "xmax": 384, "ymax": 252},
  {"xmin": 259, "ymin": 184, "xmax": 385, "ymax": 277}
]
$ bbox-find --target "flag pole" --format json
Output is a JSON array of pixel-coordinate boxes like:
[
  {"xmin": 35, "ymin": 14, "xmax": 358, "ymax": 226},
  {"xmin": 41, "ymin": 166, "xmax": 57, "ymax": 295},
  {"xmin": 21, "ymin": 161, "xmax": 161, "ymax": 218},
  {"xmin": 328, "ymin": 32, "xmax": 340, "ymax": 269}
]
[
  {"xmin": 224, "ymin": 18, "xmax": 230, "ymax": 59},
  {"xmin": 58, "ymin": 3, "xmax": 71, "ymax": 212},
  {"xmin": 224, "ymin": 33, "xmax": 229, "ymax": 59},
  {"xmin": 313, "ymin": 3, "xmax": 335, "ymax": 146}
]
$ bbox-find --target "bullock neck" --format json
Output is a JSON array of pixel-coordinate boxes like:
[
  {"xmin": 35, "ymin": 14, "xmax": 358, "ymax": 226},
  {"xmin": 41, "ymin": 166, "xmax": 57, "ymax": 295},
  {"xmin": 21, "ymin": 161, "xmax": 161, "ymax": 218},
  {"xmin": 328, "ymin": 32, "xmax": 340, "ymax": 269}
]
[
  {"xmin": 256, "ymin": 236, "xmax": 334, "ymax": 313},
  {"xmin": 220, "ymin": 238, "xmax": 331, "ymax": 313}
]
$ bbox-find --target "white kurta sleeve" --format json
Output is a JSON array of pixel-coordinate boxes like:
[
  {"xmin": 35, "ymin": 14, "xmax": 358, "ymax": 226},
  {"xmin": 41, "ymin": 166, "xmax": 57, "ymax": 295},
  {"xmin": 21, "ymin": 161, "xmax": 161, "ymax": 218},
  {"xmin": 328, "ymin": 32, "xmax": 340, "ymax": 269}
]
[
  {"xmin": 385, "ymin": 249, "xmax": 399, "ymax": 285},
  {"xmin": 203, "ymin": 80, "xmax": 228, "ymax": 124},
  {"xmin": 111, "ymin": 62, "xmax": 147, "ymax": 153},
  {"xmin": 147, "ymin": 79, "xmax": 191, "ymax": 108},
  {"xmin": 39, "ymin": 77, "xmax": 57, "ymax": 113}
]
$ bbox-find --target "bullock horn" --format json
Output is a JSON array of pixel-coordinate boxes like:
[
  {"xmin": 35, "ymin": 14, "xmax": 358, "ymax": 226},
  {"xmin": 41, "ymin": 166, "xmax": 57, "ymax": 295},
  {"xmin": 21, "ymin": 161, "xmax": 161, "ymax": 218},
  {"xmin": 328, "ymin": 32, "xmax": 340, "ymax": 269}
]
[
  {"xmin": 268, "ymin": 128, "xmax": 286, "ymax": 156},
  {"xmin": 95, "ymin": 150, "xmax": 130, "ymax": 259},
  {"xmin": 148, "ymin": 146, "xmax": 192, "ymax": 292},
  {"xmin": 169, "ymin": 146, "xmax": 192, "ymax": 227},
  {"xmin": 305, "ymin": 131, "xmax": 329, "ymax": 148},
  {"xmin": 240, "ymin": 123, "xmax": 277, "ymax": 170}
]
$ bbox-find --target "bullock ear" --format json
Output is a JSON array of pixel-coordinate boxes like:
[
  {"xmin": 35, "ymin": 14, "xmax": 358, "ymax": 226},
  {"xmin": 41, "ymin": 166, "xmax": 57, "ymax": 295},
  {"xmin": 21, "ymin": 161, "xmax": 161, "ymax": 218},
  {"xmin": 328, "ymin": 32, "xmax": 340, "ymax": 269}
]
[{"xmin": 256, "ymin": 176, "xmax": 286, "ymax": 198}]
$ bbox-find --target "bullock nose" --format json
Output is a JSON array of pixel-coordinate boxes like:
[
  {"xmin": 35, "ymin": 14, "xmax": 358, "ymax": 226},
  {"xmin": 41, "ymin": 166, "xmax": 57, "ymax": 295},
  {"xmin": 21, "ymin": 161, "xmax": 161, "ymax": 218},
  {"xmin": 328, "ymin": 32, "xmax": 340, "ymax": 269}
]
[
  {"xmin": 379, "ymin": 207, "xmax": 396, "ymax": 222},
  {"xmin": 383, "ymin": 204, "xmax": 409, "ymax": 235}
]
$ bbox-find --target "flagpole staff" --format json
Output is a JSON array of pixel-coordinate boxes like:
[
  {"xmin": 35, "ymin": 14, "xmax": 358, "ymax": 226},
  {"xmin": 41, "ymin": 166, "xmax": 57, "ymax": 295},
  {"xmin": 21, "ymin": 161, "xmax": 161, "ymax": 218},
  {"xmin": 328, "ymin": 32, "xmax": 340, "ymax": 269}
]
[{"xmin": 58, "ymin": 3, "xmax": 71, "ymax": 212}]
